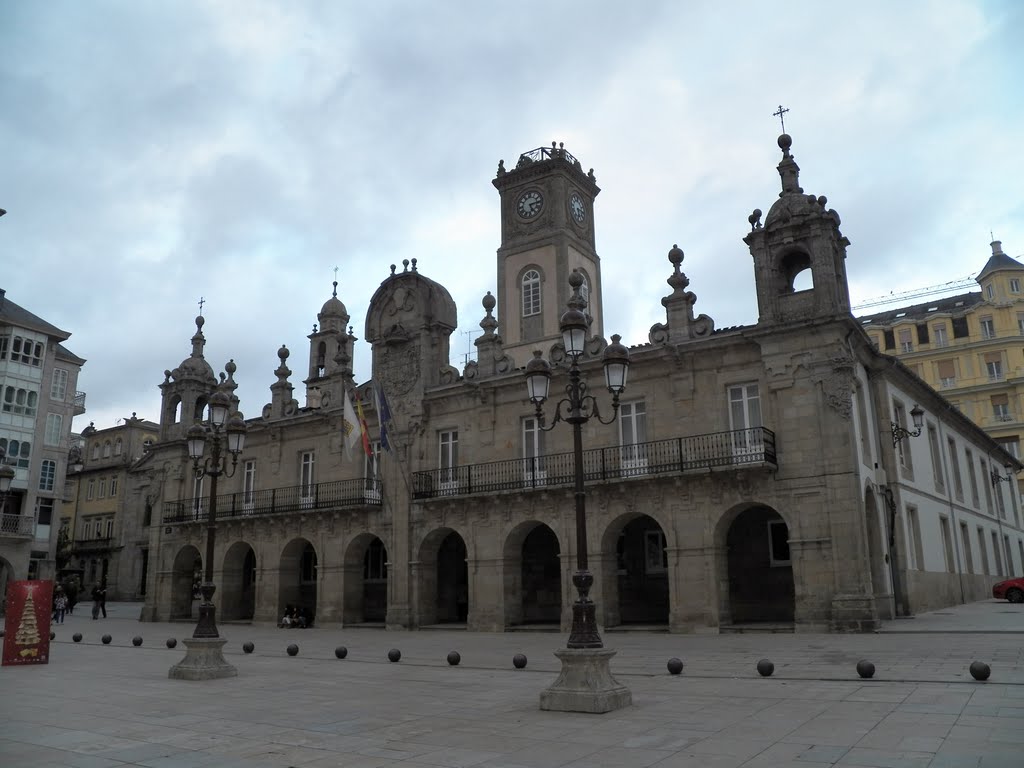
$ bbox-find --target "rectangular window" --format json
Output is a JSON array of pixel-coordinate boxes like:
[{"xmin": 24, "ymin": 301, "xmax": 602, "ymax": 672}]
[
  {"xmin": 50, "ymin": 369, "xmax": 68, "ymax": 401},
  {"xmin": 105, "ymin": 518, "xmax": 114, "ymax": 538},
  {"xmin": 522, "ymin": 271, "xmax": 541, "ymax": 317},
  {"xmin": 907, "ymin": 506, "xmax": 924, "ymax": 570},
  {"xmin": 44, "ymin": 413, "xmax": 62, "ymax": 446},
  {"xmin": 439, "ymin": 430, "xmax": 459, "ymax": 488},
  {"xmin": 1018, "ymin": 313, "xmax": 1024, "ymax": 336},
  {"xmin": 985, "ymin": 353, "xmax": 1004, "ymax": 382},
  {"xmin": 982, "ymin": 459, "xmax": 994, "ymax": 514},
  {"xmin": 928, "ymin": 425, "xmax": 943, "ymax": 491},
  {"xmin": 960, "ymin": 522, "xmax": 974, "ymax": 574},
  {"xmin": 619, "ymin": 400, "xmax": 648, "ymax": 474},
  {"xmin": 997, "ymin": 438, "xmax": 1020, "ymax": 459},
  {"xmin": 986, "ymin": 284, "xmax": 995, "ymax": 300},
  {"xmin": 951, "ymin": 316, "xmax": 969, "ymax": 339},
  {"xmin": 35, "ymin": 498, "xmax": 54, "ymax": 526},
  {"xmin": 898, "ymin": 328, "xmax": 914, "ymax": 353},
  {"xmin": 965, "ymin": 449, "xmax": 979, "ymax": 507},
  {"xmin": 991, "ymin": 394, "xmax": 1011, "ymax": 422},
  {"xmin": 39, "ymin": 459, "xmax": 56, "ymax": 491},
  {"xmin": 1004, "ymin": 535, "xmax": 1013, "ymax": 578},
  {"xmin": 522, "ymin": 416, "xmax": 546, "ymax": 485},
  {"xmin": 883, "ymin": 329, "xmax": 895, "ymax": 350},
  {"xmin": 768, "ymin": 520, "xmax": 791, "ymax": 566},
  {"xmin": 243, "ymin": 460, "xmax": 256, "ymax": 510},
  {"xmin": 0, "ymin": 335, "xmax": 6, "ymax": 360},
  {"xmin": 939, "ymin": 516, "xmax": 954, "ymax": 573},
  {"xmin": 936, "ymin": 359, "xmax": 956, "ymax": 389},
  {"xmin": 1014, "ymin": 279, "xmax": 1023, "ymax": 294},
  {"xmin": 109, "ymin": 477, "xmax": 118, "ymax": 497},
  {"xmin": 992, "ymin": 531, "xmax": 1004, "ymax": 576},
  {"xmin": 947, "ymin": 438, "xmax": 964, "ymax": 501},
  {"xmin": 86, "ymin": 479, "xmax": 95, "ymax": 500},
  {"xmin": 933, "ymin": 324, "xmax": 949, "ymax": 347},
  {"xmin": 97, "ymin": 477, "xmax": 106, "ymax": 499},
  {"xmin": 300, "ymin": 451, "xmax": 315, "ymax": 504},
  {"xmin": 978, "ymin": 527, "xmax": 990, "ymax": 575},
  {"xmin": 644, "ymin": 529, "xmax": 667, "ymax": 574},
  {"xmin": 915, "ymin": 323, "xmax": 929, "ymax": 345},
  {"xmin": 981, "ymin": 316, "xmax": 996, "ymax": 339}
]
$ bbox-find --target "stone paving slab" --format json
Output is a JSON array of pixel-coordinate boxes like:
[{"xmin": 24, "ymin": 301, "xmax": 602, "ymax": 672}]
[{"xmin": 1, "ymin": 602, "xmax": 1022, "ymax": 767}]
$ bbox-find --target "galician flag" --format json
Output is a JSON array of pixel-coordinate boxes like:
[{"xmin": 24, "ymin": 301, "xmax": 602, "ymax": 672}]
[{"xmin": 341, "ymin": 389, "xmax": 360, "ymax": 460}]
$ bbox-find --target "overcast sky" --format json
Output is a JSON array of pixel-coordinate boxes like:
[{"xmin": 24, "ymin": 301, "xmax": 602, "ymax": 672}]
[{"xmin": 3, "ymin": 0, "xmax": 1022, "ymax": 433}]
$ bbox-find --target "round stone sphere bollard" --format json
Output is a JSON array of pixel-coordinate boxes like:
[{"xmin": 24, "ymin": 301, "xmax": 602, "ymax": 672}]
[
  {"xmin": 512, "ymin": 653, "xmax": 528, "ymax": 669},
  {"xmin": 287, "ymin": 644, "xmax": 299, "ymax": 657},
  {"xmin": 388, "ymin": 648, "xmax": 401, "ymax": 663},
  {"xmin": 447, "ymin": 651, "xmax": 461, "ymax": 666},
  {"xmin": 667, "ymin": 657, "xmax": 684, "ymax": 675},
  {"xmin": 166, "ymin": 638, "xmax": 177, "ymax": 649},
  {"xmin": 243, "ymin": 642, "xmax": 255, "ymax": 654},
  {"xmin": 856, "ymin": 660, "xmax": 875, "ymax": 679},
  {"xmin": 50, "ymin": 631, "xmax": 56, "ymax": 640},
  {"xmin": 756, "ymin": 659, "xmax": 774, "ymax": 677},
  {"xmin": 101, "ymin": 635, "xmax": 112, "ymax": 645},
  {"xmin": 73, "ymin": 633, "xmax": 82, "ymax": 643},
  {"xmin": 969, "ymin": 661, "xmax": 991, "ymax": 681},
  {"xmin": 132, "ymin": 636, "xmax": 143, "ymax": 647},
  {"xmin": 334, "ymin": 646, "xmax": 347, "ymax": 659}
]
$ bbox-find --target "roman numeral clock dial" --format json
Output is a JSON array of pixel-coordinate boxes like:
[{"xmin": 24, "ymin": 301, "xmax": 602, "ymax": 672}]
[{"xmin": 517, "ymin": 190, "xmax": 543, "ymax": 218}]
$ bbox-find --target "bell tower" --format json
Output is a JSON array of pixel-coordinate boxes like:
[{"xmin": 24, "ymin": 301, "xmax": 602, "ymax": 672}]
[
  {"xmin": 744, "ymin": 134, "xmax": 852, "ymax": 326},
  {"xmin": 492, "ymin": 142, "xmax": 603, "ymax": 364}
]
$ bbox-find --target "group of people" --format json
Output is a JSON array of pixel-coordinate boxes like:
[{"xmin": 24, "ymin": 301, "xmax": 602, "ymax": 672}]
[
  {"xmin": 279, "ymin": 605, "xmax": 313, "ymax": 628},
  {"xmin": 50, "ymin": 581, "xmax": 106, "ymax": 623}
]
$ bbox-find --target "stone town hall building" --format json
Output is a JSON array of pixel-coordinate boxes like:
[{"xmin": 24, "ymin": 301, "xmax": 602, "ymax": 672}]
[{"xmin": 136, "ymin": 136, "xmax": 1023, "ymax": 633}]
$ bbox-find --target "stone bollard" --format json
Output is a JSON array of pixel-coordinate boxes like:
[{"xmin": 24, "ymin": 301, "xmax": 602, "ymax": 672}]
[
  {"xmin": 856, "ymin": 660, "xmax": 875, "ymax": 679},
  {"xmin": 166, "ymin": 638, "xmax": 177, "ymax": 649},
  {"xmin": 447, "ymin": 651, "xmax": 461, "ymax": 666},
  {"xmin": 73, "ymin": 633, "xmax": 82, "ymax": 643},
  {"xmin": 287, "ymin": 644, "xmax": 299, "ymax": 657},
  {"xmin": 513, "ymin": 653, "xmax": 527, "ymax": 669},
  {"xmin": 969, "ymin": 661, "xmax": 991, "ymax": 681},
  {"xmin": 335, "ymin": 646, "xmax": 347, "ymax": 659},
  {"xmin": 132, "ymin": 636, "xmax": 143, "ymax": 647},
  {"xmin": 756, "ymin": 659, "xmax": 774, "ymax": 677},
  {"xmin": 101, "ymin": 635, "xmax": 112, "ymax": 645},
  {"xmin": 243, "ymin": 642, "xmax": 254, "ymax": 654},
  {"xmin": 388, "ymin": 649, "xmax": 401, "ymax": 662},
  {"xmin": 667, "ymin": 657, "xmax": 684, "ymax": 675}
]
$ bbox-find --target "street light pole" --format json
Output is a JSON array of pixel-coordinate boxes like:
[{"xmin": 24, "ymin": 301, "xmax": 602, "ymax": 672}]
[
  {"xmin": 526, "ymin": 270, "xmax": 632, "ymax": 712},
  {"xmin": 169, "ymin": 389, "xmax": 246, "ymax": 680}
]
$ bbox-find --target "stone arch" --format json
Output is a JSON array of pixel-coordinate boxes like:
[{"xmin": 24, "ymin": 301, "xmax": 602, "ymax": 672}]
[
  {"xmin": 278, "ymin": 538, "xmax": 317, "ymax": 622},
  {"xmin": 342, "ymin": 532, "xmax": 388, "ymax": 624},
  {"xmin": 864, "ymin": 486, "xmax": 890, "ymax": 618},
  {"xmin": 221, "ymin": 541, "xmax": 256, "ymax": 621},
  {"xmin": 503, "ymin": 521, "xmax": 561, "ymax": 627},
  {"xmin": 779, "ymin": 249, "xmax": 813, "ymax": 293},
  {"xmin": 170, "ymin": 545, "xmax": 201, "ymax": 620},
  {"xmin": 600, "ymin": 512, "xmax": 670, "ymax": 627},
  {"xmin": 416, "ymin": 526, "xmax": 468, "ymax": 626},
  {"xmin": 715, "ymin": 503, "xmax": 794, "ymax": 625}
]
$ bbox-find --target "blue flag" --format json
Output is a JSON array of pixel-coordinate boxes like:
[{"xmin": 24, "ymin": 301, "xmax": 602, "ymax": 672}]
[{"xmin": 376, "ymin": 384, "xmax": 392, "ymax": 452}]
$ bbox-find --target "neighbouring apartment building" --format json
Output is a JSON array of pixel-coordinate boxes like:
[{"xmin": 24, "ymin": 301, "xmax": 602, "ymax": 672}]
[
  {"xmin": 62, "ymin": 415, "xmax": 159, "ymax": 600},
  {"xmin": 133, "ymin": 135, "xmax": 1022, "ymax": 633},
  {"xmin": 0, "ymin": 289, "xmax": 86, "ymax": 600}
]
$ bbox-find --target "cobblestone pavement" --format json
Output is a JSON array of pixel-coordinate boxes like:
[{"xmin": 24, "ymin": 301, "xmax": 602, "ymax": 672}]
[{"xmin": 1, "ymin": 601, "xmax": 1021, "ymax": 768}]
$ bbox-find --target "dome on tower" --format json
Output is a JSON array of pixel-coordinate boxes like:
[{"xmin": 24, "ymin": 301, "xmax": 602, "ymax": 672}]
[{"xmin": 319, "ymin": 280, "xmax": 349, "ymax": 323}]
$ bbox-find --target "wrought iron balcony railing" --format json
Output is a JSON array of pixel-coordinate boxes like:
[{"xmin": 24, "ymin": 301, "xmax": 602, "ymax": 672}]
[
  {"xmin": 164, "ymin": 477, "xmax": 382, "ymax": 524},
  {"xmin": 413, "ymin": 427, "xmax": 777, "ymax": 500},
  {"xmin": 71, "ymin": 536, "xmax": 114, "ymax": 551},
  {"xmin": 0, "ymin": 513, "xmax": 34, "ymax": 537}
]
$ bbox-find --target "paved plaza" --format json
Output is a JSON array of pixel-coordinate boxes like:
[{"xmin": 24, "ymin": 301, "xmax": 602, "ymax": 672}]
[{"xmin": 1, "ymin": 601, "xmax": 1022, "ymax": 768}]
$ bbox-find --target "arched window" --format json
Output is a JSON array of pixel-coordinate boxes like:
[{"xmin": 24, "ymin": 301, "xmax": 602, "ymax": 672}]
[
  {"xmin": 91, "ymin": 443, "xmax": 100, "ymax": 460},
  {"xmin": 103, "ymin": 441, "xmax": 111, "ymax": 458},
  {"xmin": 114, "ymin": 438, "xmax": 123, "ymax": 456},
  {"xmin": 522, "ymin": 270, "xmax": 541, "ymax": 317}
]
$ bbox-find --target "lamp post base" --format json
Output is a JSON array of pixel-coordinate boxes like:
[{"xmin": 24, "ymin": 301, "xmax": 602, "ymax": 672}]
[
  {"xmin": 168, "ymin": 637, "xmax": 237, "ymax": 681},
  {"xmin": 539, "ymin": 648, "xmax": 632, "ymax": 714}
]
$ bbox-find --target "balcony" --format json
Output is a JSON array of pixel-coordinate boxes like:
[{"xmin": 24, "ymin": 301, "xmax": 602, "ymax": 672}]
[
  {"xmin": 163, "ymin": 477, "xmax": 382, "ymax": 524},
  {"xmin": 0, "ymin": 513, "xmax": 34, "ymax": 537},
  {"xmin": 73, "ymin": 391, "xmax": 87, "ymax": 416},
  {"xmin": 413, "ymin": 427, "xmax": 778, "ymax": 500},
  {"xmin": 71, "ymin": 536, "xmax": 114, "ymax": 553}
]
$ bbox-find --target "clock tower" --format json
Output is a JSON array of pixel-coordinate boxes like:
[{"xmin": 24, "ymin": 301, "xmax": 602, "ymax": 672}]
[{"xmin": 492, "ymin": 142, "xmax": 603, "ymax": 365}]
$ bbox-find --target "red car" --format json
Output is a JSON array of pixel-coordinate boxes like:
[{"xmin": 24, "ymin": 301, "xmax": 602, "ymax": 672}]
[{"xmin": 992, "ymin": 577, "xmax": 1024, "ymax": 603}]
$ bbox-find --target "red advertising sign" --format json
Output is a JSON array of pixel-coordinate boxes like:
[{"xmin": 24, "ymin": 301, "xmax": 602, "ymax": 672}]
[{"xmin": 2, "ymin": 580, "xmax": 53, "ymax": 666}]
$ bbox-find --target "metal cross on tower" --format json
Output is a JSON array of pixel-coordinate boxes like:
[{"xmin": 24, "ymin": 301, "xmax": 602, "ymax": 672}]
[
  {"xmin": 198, "ymin": 296, "xmax": 205, "ymax": 314},
  {"xmin": 773, "ymin": 104, "xmax": 790, "ymax": 133}
]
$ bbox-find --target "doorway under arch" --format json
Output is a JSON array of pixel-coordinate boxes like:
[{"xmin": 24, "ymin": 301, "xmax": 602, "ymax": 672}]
[
  {"xmin": 723, "ymin": 505, "xmax": 794, "ymax": 624},
  {"xmin": 221, "ymin": 541, "xmax": 256, "ymax": 621},
  {"xmin": 503, "ymin": 521, "xmax": 561, "ymax": 627},
  {"xmin": 416, "ymin": 527, "xmax": 467, "ymax": 626},
  {"xmin": 601, "ymin": 514, "xmax": 670, "ymax": 626},
  {"xmin": 864, "ymin": 488, "xmax": 891, "ymax": 619},
  {"xmin": 278, "ymin": 538, "xmax": 317, "ymax": 622},
  {"xmin": 343, "ymin": 534, "xmax": 388, "ymax": 624},
  {"xmin": 170, "ymin": 545, "xmax": 201, "ymax": 620}
]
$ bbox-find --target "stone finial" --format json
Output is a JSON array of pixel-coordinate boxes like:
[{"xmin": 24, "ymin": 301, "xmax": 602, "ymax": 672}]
[
  {"xmin": 748, "ymin": 209, "xmax": 763, "ymax": 231},
  {"xmin": 497, "ymin": 159, "xmax": 505, "ymax": 175},
  {"xmin": 777, "ymin": 134, "xmax": 802, "ymax": 195},
  {"xmin": 992, "ymin": 240, "xmax": 1005, "ymax": 256}
]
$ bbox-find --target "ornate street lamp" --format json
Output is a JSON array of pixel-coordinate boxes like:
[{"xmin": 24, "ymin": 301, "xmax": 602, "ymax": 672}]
[
  {"xmin": 526, "ymin": 270, "xmax": 632, "ymax": 713},
  {"xmin": 891, "ymin": 404, "xmax": 924, "ymax": 446},
  {"xmin": 170, "ymin": 389, "xmax": 246, "ymax": 680}
]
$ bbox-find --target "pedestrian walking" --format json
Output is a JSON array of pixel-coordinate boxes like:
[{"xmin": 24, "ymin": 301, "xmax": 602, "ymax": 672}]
[
  {"xmin": 53, "ymin": 588, "xmax": 68, "ymax": 624},
  {"xmin": 99, "ymin": 582, "xmax": 107, "ymax": 618},
  {"xmin": 91, "ymin": 585, "xmax": 101, "ymax": 620}
]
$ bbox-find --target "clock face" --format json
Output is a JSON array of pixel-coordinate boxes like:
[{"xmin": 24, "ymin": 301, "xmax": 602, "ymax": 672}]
[
  {"xmin": 517, "ymin": 190, "xmax": 543, "ymax": 219},
  {"xmin": 569, "ymin": 193, "xmax": 586, "ymax": 223}
]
